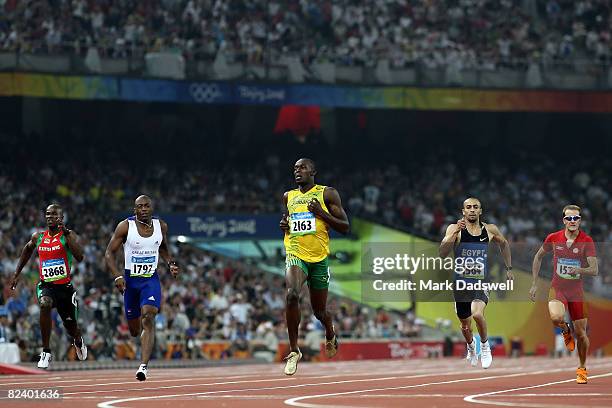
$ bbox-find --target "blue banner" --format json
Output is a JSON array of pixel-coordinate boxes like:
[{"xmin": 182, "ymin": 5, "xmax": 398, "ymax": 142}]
[
  {"xmin": 3, "ymin": 73, "xmax": 612, "ymax": 112},
  {"xmin": 160, "ymin": 214, "xmax": 280, "ymax": 240}
]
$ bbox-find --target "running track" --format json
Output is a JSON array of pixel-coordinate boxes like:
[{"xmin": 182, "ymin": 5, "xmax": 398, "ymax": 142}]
[{"xmin": 1, "ymin": 357, "xmax": 611, "ymax": 407}]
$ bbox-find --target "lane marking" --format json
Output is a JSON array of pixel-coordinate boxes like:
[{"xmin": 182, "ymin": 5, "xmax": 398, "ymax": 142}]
[
  {"xmin": 464, "ymin": 372, "xmax": 612, "ymax": 408},
  {"xmin": 97, "ymin": 370, "xmax": 492, "ymax": 408},
  {"xmin": 283, "ymin": 365, "xmax": 612, "ymax": 408}
]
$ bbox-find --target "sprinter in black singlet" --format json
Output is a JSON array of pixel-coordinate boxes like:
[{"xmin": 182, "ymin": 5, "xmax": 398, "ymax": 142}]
[{"xmin": 440, "ymin": 197, "xmax": 513, "ymax": 369}]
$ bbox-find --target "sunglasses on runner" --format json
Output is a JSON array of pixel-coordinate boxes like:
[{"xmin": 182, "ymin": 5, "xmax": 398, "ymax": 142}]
[{"xmin": 564, "ymin": 215, "xmax": 581, "ymax": 222}]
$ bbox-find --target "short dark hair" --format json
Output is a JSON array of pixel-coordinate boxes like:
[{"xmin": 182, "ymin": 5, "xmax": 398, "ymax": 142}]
[
  {"xmin": 297, "ymin": 158, "xmax": 316, "ymax": 171},
  {"xmin": 47, "ymin": 203, "xmax": 63, "ymax": 213},
  {"xmin": 462, "ymin": 197, "xmax": 481, "ymax": 209},
  {"xmin": 562, "ymin": 204, "xmax": 581, "ymax": 216}
]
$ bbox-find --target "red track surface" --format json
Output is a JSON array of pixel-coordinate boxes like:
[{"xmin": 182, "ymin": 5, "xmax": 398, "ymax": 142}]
[{"xmin": 1, "ymin": 357, "xmax": 611, "ymax": 408}]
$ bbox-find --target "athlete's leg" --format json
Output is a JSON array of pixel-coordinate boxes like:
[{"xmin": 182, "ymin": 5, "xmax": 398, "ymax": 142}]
[
  {"xmin": 128, "ymin": 318, "xmax": 141, "ymax": 337},
  {"xmin": 139, "ymin": 304, "xmax": 158, "ymax": 365},
  {"xmin": 39, "ymin": 296, "xmax": 53, "ymax": 350},
  {"xmin": 455, "ymin": 299, "xmax": 473, "ymax": 343},
  {"xmin": 573, "ymin": 318, "xmax": 588, "ymax": 367},
  {"xmin": 457, "ymin": 299, "xmax": 478, "ymax": 366},
  {"xmin": 125, "ymin": 281, "xmax": 142, "ymax": 337},
  {"xmin": 62, "ymin": 320, "xmax": 82, "ymax": 339},
  {"xmin": 460, "ymin": 316, "xmax": 473, "ymax": 342},
  {"xmin": 471, "ymin": 300, "xmax": 488, "ymax": 342},
  {"xmin": 548, "ymin": 300, "xmax": 570, "ymax": 332},
  {"xmin": 549, "ymin": 299, "xmax": 576, "ymax": 353},
  {"xmin": 286, "ymin": 265, "xmax": 307, "ymax": 353},
  {"xmin": 310, "ymin": 288, "xmax": 335, "ymax": 340},
  {"xmin": 58, "ymin": 289, "xmax": 83, "ymax": 346}
]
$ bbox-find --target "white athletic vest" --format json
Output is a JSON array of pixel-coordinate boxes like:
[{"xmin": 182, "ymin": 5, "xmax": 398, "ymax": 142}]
[{"xmin": 124, "ymin": 218, "xmax": 163, "ymax": 278}]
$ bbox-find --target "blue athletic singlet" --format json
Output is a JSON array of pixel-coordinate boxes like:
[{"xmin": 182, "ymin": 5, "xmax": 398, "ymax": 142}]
[{"xmin": 122, "ymin": 216, "xmax": 163, "ymax": 320}]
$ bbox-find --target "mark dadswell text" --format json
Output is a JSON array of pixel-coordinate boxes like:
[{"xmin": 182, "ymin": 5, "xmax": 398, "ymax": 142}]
[{"xmin": 372, "ymin": 279, "xmax": 514, "ymax": 292}]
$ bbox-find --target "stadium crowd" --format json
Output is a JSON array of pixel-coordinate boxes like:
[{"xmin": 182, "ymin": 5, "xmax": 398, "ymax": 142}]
[
  {"xmin": 0, "ymin": 133, "xmax": 610, "ymax": 361},
  {"xmin": 0, "ymin": 0, "xmax": 609, "ymax": 70}
]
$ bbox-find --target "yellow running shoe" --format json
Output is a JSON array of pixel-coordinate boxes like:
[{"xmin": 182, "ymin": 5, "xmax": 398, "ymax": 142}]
[
  {"xmin": 576, "ymin": 367, "xmax": 587, "ymax": 384},
  {"xmin": 283, "ymin": 350, "xmax": 302, "ymax": 376},
  {"xmin": 325, "ymin": 335, "xmax": 338, "ymax": 358},
  {"xmin": 563, "ymin": 329, "xmax": 575, "ymax": 352}
]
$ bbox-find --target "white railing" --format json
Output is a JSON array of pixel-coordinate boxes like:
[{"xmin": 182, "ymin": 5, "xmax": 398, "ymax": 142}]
[{"xmin": 1, "ymin": 47, "xmax": 610, "ymax": 90}]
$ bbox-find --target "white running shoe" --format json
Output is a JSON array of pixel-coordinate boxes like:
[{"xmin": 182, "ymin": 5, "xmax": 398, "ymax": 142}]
[
  {"xmin": 481, "ymin": 340, "xmax": 493, "ymax": 369},
  {"xmin": 466, "ymin": 340, "xmax": 478, "ymax": 367},
  {"xmin": 74, "ymin": 337, "xmax": 88, "ymax": 361},
  {"xmin": 283, "ymin": 350, "xmax": 303, "ymax": 376},
  {"xmin": 136, "ymin": 364, "xmax": 148, "ymax": 381},
  {"xmin": 37, "ymin": 351, "xmax": 52, "ymax": 369}
]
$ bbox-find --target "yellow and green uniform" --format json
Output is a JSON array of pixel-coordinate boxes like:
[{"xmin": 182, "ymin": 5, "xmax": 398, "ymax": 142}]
[{"xmin": 284, "ymin": 184, "xmax": 331, "ymax": 289}]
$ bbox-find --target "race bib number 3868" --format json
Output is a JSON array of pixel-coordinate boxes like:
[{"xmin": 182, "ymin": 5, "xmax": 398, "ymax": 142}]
[
  {"xmin": 290, "ymin": 212, "xmax": 316, "ymax": 236},
  {"xmin": 41, "ymin": 259, "xmax": 68, "ymax": 282}
]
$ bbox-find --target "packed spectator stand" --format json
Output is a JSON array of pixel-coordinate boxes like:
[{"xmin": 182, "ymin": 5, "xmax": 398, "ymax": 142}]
[{"xmin": 1, "ymin": 0, "xmax": 609, "ymax": 71}]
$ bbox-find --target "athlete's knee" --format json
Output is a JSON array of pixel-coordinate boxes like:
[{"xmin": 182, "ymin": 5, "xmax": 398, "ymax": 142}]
[
  {"xmin": 286, "ymin": 288, "xmax": 300, "ymax": 305},
  {"xmin": 39, "ymin": 297, "xmax": 52, "ymax": 310},
  {"xmin": 141, "ymin": 311, "xmax": 156, "ymax": 329},
  {"xmin": 574, "ymin": 327, "xmax": 588, "ymax": 342},
  {"xmin": 65, "ymin": 323, "xmax": 80, "ymax": 337},
  {"xmin": 471, "ymin": 311, "xmax": 484, "ymax": 321},
  {"xmin": 550, "ymin": 315, "xmax": 565, "ymax": 325},
  {"xmin": 313, "ymin": 309, "xmax": 327, "ymax": 322}
]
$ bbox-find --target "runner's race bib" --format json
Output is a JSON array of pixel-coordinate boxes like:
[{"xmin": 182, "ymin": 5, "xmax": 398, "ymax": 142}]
[
  {"xmin": 462, "ymin": 264, "xmax": 485, "ymax": 280},
  {"xmin": 130, "ymin": 256, "xmax": 156, "ymax": 277},
  {"xmin": 41, "ymin": 258, "xmax": 68, "ymax": 282},
  {"xmin": 290, "ymin": 212, "xmax": 316, "ymax": 236},
  {"xmin": 556, "ymin": 258, "xmax": 581, "ymax": 280}
]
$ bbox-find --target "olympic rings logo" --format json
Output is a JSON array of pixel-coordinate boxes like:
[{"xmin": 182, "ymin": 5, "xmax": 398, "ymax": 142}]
[{"xmin": 189, "ymin": 83, "xmax": 222, "ymax": 103}]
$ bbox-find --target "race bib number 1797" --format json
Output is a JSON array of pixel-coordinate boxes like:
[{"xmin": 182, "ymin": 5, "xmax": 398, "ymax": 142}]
[{"xmin": 130, "ymin": 256, "xmax": 156, "ymax": 277}]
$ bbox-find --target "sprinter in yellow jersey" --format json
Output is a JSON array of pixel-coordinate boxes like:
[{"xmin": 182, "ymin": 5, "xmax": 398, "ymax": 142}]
[{"xmin": 280, "ymin": 158, "xmax": 350, "ymax": 375}]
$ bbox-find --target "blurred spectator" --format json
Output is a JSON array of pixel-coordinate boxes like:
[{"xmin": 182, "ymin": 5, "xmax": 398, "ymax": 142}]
[{"xmin": 0, "ymin": 0, "xmax": 609, "ymax": 71}]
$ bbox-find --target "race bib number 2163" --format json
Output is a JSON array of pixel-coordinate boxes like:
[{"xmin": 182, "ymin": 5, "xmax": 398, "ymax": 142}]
[{"xmin": 290, "ymin": 212, "xmax": 316, "ymax": 236}]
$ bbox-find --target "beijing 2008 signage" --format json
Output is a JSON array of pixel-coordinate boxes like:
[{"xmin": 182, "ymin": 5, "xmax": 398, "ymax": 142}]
[{"xmin": 154, "ymin": 214, "xmax": 279, "ymax": 239}]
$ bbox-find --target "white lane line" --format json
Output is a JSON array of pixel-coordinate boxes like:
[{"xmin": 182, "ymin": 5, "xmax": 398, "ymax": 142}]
[
  {"xmin": 283, "ymin": 365, "xmax": 612, "ymax": 408},
  {"xmin": 0, "ymin": 373, "xmax": 265, "ymax": 387},
  {"xmin": 493, "ymin": 393, "xmax": 612, "ymax": 397},
  {"xmin": 96, "ymin": 370, "xmax": 485, "ymax": 408},
  {"xmin": 66, "ymin": 367, "xmax": 486, "ymax": 396},
  {"xmin": 0, "ymin": 358, "xmax": 594, "ymax": 386},
  {"xmin": 92, "ymin": 362, "xmax": 612, "ymax": 407},
  {"xmin": 463, "ymin": 372, "xmax": 612, "ymax": 408}
]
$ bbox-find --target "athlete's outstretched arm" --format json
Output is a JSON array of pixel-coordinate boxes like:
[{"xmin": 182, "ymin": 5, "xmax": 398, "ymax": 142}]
[
  {"xmin": 487, "ymin": 224, "xmax": 512, "ymax": 279},
  {"xmin": 159, "ymin": 220, "xmax": 179, "ymax": 278},
  {"xmin": 311, "ymin": 187, "xmax": 350, "ymax": 234},
  {"xmin": 11, "ymin": 232, "xmax": 40, "ymax": 290},
  {"xmin": 105, "ymin": 220, "xmax": 129, "ymax": 293},
  {"xmin": 529, "ymin": 246, "xmax": 547, "ymax": 301}
]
